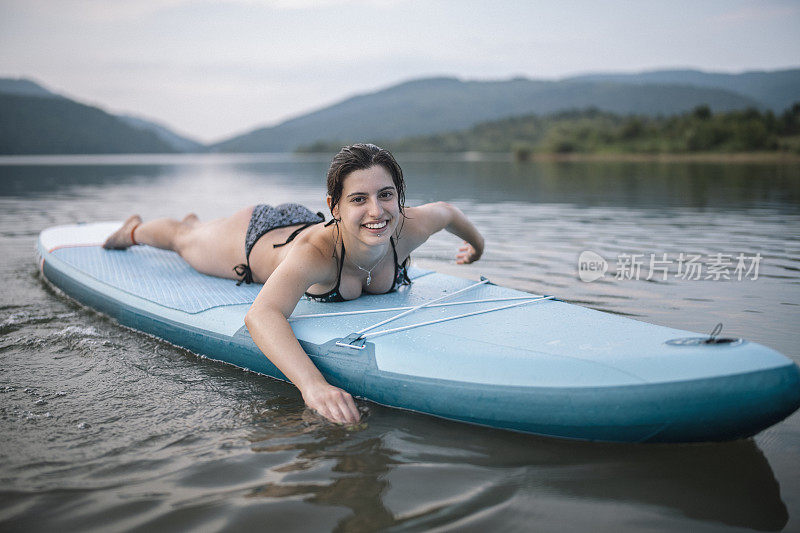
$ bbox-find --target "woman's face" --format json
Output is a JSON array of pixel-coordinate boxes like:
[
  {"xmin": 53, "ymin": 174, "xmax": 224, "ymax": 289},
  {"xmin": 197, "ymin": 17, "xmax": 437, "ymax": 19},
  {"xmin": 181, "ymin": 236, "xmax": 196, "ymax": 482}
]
[{"xmin": 330, "ymin": 165, "xmax": 400, "ymax": 246}]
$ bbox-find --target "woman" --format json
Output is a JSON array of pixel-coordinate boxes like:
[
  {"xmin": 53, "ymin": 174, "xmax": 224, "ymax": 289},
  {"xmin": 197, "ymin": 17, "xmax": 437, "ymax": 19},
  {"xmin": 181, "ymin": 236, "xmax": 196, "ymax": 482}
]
[{"xmin": 104, "ymin": 144, "xmax": 484, "ymax": 425}]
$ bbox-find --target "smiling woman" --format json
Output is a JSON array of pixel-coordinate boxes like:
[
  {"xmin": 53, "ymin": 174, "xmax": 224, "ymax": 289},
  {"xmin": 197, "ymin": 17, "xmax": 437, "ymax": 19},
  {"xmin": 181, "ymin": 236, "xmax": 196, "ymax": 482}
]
[{"xmin": 102, "ymin": 143, "xmax": 485, "ymax": 424}]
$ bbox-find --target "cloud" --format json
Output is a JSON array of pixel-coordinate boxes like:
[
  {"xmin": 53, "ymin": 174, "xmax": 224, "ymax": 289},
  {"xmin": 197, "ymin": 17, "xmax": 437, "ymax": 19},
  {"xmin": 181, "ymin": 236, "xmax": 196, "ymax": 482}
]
[
  {"xmin": 2, "ymin": 0, "xmax": 404, "ymax": 23},
  {"xmin": 266, "ymin": 0, "xmax": 403, "ymax": 9},
  {"xmin": 2, "ymin": 0, "xmax": 187, "ymax": 23},
  {"xmin": 712, "ymin": 4, "xmax": 800, "ymax": 27}
]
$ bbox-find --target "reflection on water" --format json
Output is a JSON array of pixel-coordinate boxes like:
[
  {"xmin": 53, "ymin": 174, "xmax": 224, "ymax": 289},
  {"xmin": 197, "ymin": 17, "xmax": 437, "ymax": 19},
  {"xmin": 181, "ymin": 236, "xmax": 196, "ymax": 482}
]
[
  {"xmin": 3, "ymin": 154, "xmax": 799, "ymax": 211},
  {"xmin": 401, "ymin": 159, "xmax": 800, "ymax": 211},
  {"xmin": 241, "ymin": 404, "xmax": 787, "ymax": 531},
  {"xmin": 0, "ymin": 154, "xmax": 798, "ymax": 532},
  {"xmin": 0, "ymin": 164, "xmax": 165, "ymax": 196}
]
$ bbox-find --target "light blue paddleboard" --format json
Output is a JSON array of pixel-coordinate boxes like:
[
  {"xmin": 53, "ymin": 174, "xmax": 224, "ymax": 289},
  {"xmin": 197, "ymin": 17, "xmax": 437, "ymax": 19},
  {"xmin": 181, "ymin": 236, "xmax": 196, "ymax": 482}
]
[{"xmin": 37, "ymin": 222, "xmax": 800, "ymax": 443}]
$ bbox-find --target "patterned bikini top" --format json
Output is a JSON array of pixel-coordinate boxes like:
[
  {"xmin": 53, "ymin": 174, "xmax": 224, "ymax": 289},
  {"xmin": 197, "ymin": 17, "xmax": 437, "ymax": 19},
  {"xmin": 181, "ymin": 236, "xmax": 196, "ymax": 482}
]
[{"xmin": 304, "ymin": 237, "xmax": 411, "ymax": 303}]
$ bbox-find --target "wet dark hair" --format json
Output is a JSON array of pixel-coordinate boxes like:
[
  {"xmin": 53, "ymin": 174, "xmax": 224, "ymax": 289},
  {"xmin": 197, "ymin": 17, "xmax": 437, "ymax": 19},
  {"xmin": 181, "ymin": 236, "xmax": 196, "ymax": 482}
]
[{"xmin": 326, "ymin": 143, "xmax": 406, "ymax": 218}]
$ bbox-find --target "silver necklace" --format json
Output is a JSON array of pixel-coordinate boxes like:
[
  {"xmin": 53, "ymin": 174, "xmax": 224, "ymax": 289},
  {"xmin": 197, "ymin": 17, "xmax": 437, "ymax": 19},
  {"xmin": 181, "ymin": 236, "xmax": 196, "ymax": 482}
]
[{"xmin": 349, "ymin": 245, "xmax": 390, "ymax": 285}]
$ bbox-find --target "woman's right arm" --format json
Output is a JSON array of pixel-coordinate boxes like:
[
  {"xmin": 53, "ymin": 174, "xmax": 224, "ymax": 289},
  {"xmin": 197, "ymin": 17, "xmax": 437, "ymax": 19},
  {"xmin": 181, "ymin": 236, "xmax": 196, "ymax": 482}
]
[{"xmin": 243, "ymin": 244, "xmax": 361, "ymax": 425}]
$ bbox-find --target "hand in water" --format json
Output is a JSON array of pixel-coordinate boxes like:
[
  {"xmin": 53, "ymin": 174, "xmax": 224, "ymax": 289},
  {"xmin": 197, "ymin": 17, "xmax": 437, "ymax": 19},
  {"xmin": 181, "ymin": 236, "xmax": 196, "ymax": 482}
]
[
  {"xmin": 456, "ymin": 241, "xmax": 481, "ymax": 264},
  {"xmin": 302, "ymin": 381, "xmax": 361, "ymax": 425}
]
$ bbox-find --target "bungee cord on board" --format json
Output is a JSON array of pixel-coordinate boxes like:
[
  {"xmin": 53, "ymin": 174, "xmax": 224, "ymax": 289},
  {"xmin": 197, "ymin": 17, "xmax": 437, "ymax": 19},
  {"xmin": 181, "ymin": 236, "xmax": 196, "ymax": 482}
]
[
  {"xmin": 288, "ymin": 294, "xmax": 547, "ymax": 320},
  {"xmin": 328, "ymin": 276, "xmax": 556, "ymax": 349}
]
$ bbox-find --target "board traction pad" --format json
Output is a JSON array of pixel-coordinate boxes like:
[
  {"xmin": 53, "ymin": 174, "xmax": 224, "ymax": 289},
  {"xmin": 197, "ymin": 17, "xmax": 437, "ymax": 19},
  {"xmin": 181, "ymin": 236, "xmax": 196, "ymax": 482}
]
[
  {"xmin": 51, "ymin": 245, "xmax": 429, "ymax": 314},
  {"xmin": 52, "ymin": 246, "xmax": 262, "ymax": 313}
]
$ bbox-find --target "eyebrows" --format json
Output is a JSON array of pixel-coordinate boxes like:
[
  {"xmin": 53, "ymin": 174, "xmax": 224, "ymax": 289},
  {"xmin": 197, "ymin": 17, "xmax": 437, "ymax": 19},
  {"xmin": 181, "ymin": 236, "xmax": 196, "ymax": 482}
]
[{"xmin": 346, "ymin": 185, "xmax": 396, "ymax": 198}]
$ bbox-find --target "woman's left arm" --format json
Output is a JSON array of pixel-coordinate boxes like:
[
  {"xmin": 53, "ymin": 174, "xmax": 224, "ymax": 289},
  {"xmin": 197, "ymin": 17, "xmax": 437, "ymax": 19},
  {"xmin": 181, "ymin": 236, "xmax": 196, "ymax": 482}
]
[{"xmin": 405, "ymin": 202, "xmax": 484, "ymax": 264}]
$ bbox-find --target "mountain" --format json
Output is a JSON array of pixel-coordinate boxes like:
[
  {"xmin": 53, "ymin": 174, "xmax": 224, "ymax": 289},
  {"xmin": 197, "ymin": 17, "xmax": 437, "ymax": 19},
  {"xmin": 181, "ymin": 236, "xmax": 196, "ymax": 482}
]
[
  {"xmin": 0, "ymin": 78, "xmax": 199, "ymax": 155},
  {"xmin": 209, "ymin": 76, "xmax": 760, "ymax": 153},
  {"xmin": 0, "ymin": 77, "xmax": 60, "ymax": 98},
  {"xmin": 0, "ymin": 92, "xmax": 178, "ymax": 155},
  {"xmin": 565, "ymin": 68, "xmax": 800, "ymax": 113},
  {"xmin": 118, "ymin": 114, "xmax": 203, "ymax": 152},
  {"xmin": 4, "ymin": 68, "xmax": 798, "ymax": 155}
]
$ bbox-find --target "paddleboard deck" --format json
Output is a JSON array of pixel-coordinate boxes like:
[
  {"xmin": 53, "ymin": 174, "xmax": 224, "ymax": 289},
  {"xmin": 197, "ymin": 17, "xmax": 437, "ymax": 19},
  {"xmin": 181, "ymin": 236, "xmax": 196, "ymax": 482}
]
[{"xmin": 36, "ymin": 222, "xmax": 800, "ymax": 443}]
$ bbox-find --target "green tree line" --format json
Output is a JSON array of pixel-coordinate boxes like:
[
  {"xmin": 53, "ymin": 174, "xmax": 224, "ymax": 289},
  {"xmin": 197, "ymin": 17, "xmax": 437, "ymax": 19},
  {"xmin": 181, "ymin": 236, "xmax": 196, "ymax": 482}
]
[{"xmin": 298, "ymin": 103, "xmax": 800, "ymax": 157}]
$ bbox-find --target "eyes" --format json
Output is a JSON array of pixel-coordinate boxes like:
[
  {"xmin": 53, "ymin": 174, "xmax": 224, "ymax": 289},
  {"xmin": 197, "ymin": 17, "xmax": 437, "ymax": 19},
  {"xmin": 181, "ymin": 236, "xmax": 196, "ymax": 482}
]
[{"xmin": 350, "ymin": 190, "xmax": 395, "ymax": 204}]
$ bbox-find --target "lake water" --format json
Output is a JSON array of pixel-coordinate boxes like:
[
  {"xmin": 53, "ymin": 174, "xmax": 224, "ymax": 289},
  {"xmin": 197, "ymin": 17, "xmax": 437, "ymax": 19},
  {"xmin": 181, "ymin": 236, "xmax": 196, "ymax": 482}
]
[{"xmin": 1, "ymin": 154, "xmax": 798, "ymax": 532}]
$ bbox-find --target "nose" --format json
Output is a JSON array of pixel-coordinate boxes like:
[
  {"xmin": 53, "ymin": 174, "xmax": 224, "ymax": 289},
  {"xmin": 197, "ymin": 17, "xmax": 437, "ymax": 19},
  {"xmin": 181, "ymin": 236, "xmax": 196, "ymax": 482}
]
[{"xmin": 367, "ymin": 196, "xmax": 383, "ymax": 217}]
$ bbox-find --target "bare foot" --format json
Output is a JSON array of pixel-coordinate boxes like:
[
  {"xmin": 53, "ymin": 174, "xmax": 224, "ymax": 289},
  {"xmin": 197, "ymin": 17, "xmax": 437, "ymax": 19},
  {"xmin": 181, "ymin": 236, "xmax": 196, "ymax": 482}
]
[
  {"xmin": 181, "ymin": 213, "xmax": 199, "ymax": 227},
  {"xmin": 103, "ymin": 215, "xmax": 142, "ymax": 249}
]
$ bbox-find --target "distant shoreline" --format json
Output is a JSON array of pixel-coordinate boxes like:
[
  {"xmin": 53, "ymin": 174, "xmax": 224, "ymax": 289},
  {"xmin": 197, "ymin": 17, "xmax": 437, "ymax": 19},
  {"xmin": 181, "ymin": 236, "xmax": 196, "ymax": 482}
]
[
  {"xmin": 510, "ymin": 151, "xmax": 800, "ymax": 164},
  {"xmin": 1, "ymin": 151, "xmax": 799, "ymax": 165}
]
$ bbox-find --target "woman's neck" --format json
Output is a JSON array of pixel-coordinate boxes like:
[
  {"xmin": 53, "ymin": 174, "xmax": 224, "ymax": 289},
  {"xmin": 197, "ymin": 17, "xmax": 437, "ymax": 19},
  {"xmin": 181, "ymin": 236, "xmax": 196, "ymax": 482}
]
[{"xmin": 339, "ymin": 229, "xmax": 391, "ymax": 268}]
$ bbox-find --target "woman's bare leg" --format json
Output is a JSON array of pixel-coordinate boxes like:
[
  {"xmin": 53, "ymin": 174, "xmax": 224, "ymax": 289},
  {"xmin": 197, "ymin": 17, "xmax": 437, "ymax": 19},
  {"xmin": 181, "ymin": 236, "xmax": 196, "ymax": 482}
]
[
  {"xmin": 174, "ymin": 207, "xmax": 253, "ymax": 279},
  {"xmin": 181, "ymin": 213, "xmax": 199, "ymax": 226},
  {"xmin": 134, "ymin": 216, "xmax": 199, "ymax": 251},
  {"xmin": 103, "ymin": 214, "xmax": 192, "ymax": 251},
  {"xmin": 103, "ymin": 215, "xmax": 142, "ymax": 249},
  {"xmin": 103, "ymin": 207, "xmax": 254, "ymax": 280}
]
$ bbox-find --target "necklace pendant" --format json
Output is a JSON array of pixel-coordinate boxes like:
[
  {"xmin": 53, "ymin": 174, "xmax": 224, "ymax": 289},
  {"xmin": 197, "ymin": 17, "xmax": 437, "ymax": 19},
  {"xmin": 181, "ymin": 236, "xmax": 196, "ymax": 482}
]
[{"xmin": 366, "ymin": 272, "xmax": 372, "ymax": 285}]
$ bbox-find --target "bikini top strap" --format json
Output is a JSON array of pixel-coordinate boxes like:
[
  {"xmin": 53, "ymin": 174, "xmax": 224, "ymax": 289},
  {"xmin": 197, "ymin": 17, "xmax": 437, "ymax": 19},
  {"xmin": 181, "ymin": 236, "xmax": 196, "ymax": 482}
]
[
  {"xmin": 330, "ymin": 238, "xmax": 346, "ymax": 291},
  {"xmin": 273, "ymin": 222, "xmax": 313, "ymax": 248},
  {"xmin": 391, "ymin": 236, "xmax": 412, "ymax": 285},
  {"xmin": 390, "ymin": 237, "xmax": 399, "ymax": 280},
  {"xmin": 273, "ymin": 212, "xmax": 326, "ymax": 248}
]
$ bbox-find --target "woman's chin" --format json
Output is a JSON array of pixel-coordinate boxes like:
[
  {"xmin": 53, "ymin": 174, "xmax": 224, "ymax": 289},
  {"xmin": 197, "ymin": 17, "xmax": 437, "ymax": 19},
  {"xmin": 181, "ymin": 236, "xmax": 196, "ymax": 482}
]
[{"xmin": 362, "ymin": 231, "xmax": 389, "ymax": 242}]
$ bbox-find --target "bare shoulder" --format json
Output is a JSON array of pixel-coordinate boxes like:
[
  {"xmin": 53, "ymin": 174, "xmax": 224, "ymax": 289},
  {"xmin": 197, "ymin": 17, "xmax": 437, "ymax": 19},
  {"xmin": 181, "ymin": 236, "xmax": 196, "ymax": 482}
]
[
  {"xmin": 399, "ymin": 202, "xmax": 454, "ymax": 240},
  {"xmin": 281, "ymin": 224, "xmax": 337, "ymax": 284},
  {"xmin": 254, "ymin": 231, "xmax": 336, "ymax": 317},
  {"xmin": 391, "ymin": 203, "xmax": 449, "ymax": 257}
]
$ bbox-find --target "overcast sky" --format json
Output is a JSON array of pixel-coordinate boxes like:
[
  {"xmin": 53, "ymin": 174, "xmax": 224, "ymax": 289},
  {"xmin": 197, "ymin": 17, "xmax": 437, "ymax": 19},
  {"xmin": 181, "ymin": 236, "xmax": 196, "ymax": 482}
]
[{"xmin": 1, "ymin": 0, "xmax": 798, "ymax": 143}]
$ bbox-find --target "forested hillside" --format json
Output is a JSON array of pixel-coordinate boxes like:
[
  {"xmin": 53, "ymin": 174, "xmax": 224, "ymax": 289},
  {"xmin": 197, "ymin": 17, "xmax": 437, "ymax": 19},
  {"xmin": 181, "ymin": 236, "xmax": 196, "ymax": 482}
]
[{"xmin": 298, "ymin": 105, "xmax": 800, "ymax": 156}]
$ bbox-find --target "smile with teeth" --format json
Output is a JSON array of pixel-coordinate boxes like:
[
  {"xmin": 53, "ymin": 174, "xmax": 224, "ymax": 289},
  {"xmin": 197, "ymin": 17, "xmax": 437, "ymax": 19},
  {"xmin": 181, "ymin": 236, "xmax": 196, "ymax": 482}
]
[{"xmin": 363, "ymin": 220, "xmax": 388, "ymax": 230}]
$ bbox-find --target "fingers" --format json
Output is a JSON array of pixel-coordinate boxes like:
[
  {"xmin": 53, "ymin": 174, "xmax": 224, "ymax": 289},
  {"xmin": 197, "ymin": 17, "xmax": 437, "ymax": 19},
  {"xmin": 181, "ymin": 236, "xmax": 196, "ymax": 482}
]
[
  {"xmin": 304, "ymin": 384, "xmax": 361, "ymax": 425},
  {"xmin": 456, "ymin": 244, "xmax": 476, "ymax": 264},
  {"xmin": 326, "ymin": 389, "xmax": 360, "ymax": 425},
  {"xmin": 339, "ymin": 392, "xmax": 361, "ymax": 424}
]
